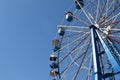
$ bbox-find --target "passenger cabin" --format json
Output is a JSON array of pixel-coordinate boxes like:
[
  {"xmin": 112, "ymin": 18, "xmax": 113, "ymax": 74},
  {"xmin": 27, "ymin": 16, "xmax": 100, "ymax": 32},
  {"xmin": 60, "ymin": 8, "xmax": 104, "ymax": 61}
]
[
  {"xmin": 50, "ymin": 55, "xmax": 58, "ymax": 61},
  {"xmin": 75, "ymin": 0, "xmax": 84, "ymax": 9},
  {"xmin": 50, "ymin": 70, "xmax": 59, "ymax": 77},
  {"xmin": 65, "ymin": 12, "xmax": 73, "ymax": 22},
  {"xmin": 50, "ymin": 62, "xmax": 59, "ymax": 69},
  {"xmin": 58, "ymin": 27, "xmax": 65, "ymax": 36},
  {"xmin": 52, "ymin": 39, "xmax": 61, "ymax": 52}
]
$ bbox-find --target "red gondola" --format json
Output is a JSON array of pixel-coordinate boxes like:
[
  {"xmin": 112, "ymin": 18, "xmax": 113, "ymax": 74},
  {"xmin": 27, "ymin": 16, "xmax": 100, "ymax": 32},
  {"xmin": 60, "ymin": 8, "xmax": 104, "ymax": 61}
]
[{"xmin": 50, "ymin": 70, "xmax": 59, "ymax": 77}]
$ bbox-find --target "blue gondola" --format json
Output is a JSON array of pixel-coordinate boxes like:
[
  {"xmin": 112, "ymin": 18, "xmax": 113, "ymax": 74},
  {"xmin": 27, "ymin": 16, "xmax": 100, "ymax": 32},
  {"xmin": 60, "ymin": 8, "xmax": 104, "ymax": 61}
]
[
  {"xmin": 58, "ymin": 27, "xmax": 65, "ymax": 36},
  {"xmin": 53, "ymin": 46, "xmax": 61, "ymax": 52},
  {"xmin": 75, "ymin": 0, "xmax": 84, "ymax": 9},
  {"xmin": 50, "ymin": 62, "xmax": 59, "ymax": 69},
  {"xmin": 65, "ymin": 12, "xmax": 73, "ymax": 22}
]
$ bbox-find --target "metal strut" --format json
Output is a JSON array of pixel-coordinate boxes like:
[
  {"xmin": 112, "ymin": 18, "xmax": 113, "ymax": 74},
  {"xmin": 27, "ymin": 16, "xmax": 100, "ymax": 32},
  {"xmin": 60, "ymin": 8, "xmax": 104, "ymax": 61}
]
[
  {"xmin": 90, "ymin": 25, "xmax": 102, "ymax": 80},
  {"xmin": 95, "ymin": 29, "xmax": 120, "ymax": 73},
  {"xmin": 90, "ymin": 25, "xmax": 120, "ymax": 80}
]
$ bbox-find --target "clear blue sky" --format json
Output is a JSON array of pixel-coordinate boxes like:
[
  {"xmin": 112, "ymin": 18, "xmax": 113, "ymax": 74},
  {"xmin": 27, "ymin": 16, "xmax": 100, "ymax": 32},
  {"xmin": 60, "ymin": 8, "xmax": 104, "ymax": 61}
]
[{"xmin": 0, "ymin": 0, "xmax": 72, "ymax": 80}]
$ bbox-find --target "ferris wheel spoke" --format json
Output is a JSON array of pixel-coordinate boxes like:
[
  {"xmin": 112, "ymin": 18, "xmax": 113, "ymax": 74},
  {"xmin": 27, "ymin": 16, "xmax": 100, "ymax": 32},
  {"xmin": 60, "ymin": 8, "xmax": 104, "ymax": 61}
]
[
  {"xmin": 75, "ymin": 0, "xmax": 96, "ymax": 24},
  {"xmin": 109, "ymin": 20, "xmax": 120, "ymax": 26},
  {"xmin": 86, "ymin": 55, "xmax": 93, "ymax": 80},
  {"xmin": 59, "ymin": 34, "xmax": 89, "ymax": 64},
  {"xmin": 58, "ymin": 25, "xmax": 90, "ymax": 29},
  {"xmin": 73, "ymin": 0, "xmax": 95, "ymax": 25},
  {"xmin": 66, "ymin": 29, "xmax": 90, "ymax": 33},
  {"xmin": 109, "ymin": 35, "xmax": 120, "ymax": 38},
  {"xmin": 73, "ymin": 15, "xmax": 90, "ymax": 26},
  {"xmin": 112, "ymin": 14, "xmax": 120, "ymax": 23},
  {"xmin": 61, "ymin": 38, "xmax": 91, "ymax": 75},
  {"xmin": 61, "ymin": 52, "xmax": 85, "ymax": 75},
  {"xmin": 109, "ymin": 12, "xmax": 120, "ymax": 22},
  {"xmin": 61, "ymin": 37, "xmax": 88, "ymax": 54},
  {"xmin": 73, "ymin": 41, "xmax": 91, "ymax": 80},
  {"xmin": 105, "ymin": 0, "xmax": 114, "ymax": 17},
  {"xmin": 101, "ymin": 12, "xmax": 120, "ymax": 26},
  {"xmin": 100, "ymin": 21, "xmax": 120, "ymax": 32},
  {"xmin": 78, "ymin": 53, "xmax": 93, "ymax": 79},
  {"xmin": 102, "ymin": 27, "xmax": 120, "ymax": 31},
  {"xmin": 81, "ymin": 51, "xmax": 92, "ymax": 70},
  {"xmin": 73, "ymin": 53, "xmax": 87, "ymax": 80},
  {"xmin": 98, "ymin": 0, "xmax": 119, "ymax": 26},
  {"xmin": 60, "ymin": 33, "xmax": 89, "ymax": 50},
  {"xmin": 59, "ymin": 33, "xmax": 81, "ymax": 40},
  {"xmin": 104, "ymin": 4, "xmax": 120, "ymax": 22},
  {"xmin": 97, "ymin": 0, "xmax": 107, "ymax": 22},
  {"xmin": 108, "ymin": 29, "xmax": 120, "ymax": 35},
  {"xmin": 108, "ymin": 36, "xmax": 120, "ymax": 44},
  {"xmin": 60, "ymin": 39, "xmax": 91, "ymax": 80},
  {"xmin": 65, "ymin": 27, "xmax": 90, "ymax": 33},
  {"xmin": 74, "ymin": 38, "xmax": 91, "ymax": 63},
  {"xmin": 95, "ymin": 0, "xmax": 100, "ymax": 22},
  {"xmin": 88, "ymin": 0, "xmax": 95, "ymax": 20}
]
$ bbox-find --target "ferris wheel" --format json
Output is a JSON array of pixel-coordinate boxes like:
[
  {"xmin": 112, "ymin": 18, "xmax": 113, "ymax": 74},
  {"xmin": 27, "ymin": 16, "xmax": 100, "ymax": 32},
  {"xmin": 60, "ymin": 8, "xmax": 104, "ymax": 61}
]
[{"xmin": 49, "ymin": 0, "xmax": 120, "ymax": 80}]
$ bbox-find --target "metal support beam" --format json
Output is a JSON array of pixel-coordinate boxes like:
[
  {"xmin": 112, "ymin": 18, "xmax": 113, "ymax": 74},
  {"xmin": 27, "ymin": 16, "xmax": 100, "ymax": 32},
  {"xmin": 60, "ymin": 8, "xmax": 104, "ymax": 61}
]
[
  {"xmin": 90, "ymin": 25, "xmax": 102, "ymax": 80},
  {"xmin": 96, "ymin": 30, "xmax": 120, "ymax": 73}
]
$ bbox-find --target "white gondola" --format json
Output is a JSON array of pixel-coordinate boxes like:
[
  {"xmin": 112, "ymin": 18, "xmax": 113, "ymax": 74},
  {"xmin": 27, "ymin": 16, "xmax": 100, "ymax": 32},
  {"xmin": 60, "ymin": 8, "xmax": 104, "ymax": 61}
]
[
  {"xmin": 58, "ymin": 27, "xmax": 65, "ymax": 36},
  {"xmin": 49, "ymin": 55, "xmax": 58, "ymax": 61},
  {"xmin": 65, "ymin": 12, "xmax": 73, "ymax": 22}
]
